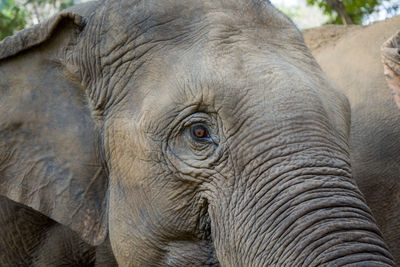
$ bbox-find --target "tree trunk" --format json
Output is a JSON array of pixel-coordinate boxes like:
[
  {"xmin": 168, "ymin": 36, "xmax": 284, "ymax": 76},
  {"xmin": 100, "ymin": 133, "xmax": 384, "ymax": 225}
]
[{"xmin": 326, "ymin": 0, "xmax": 355, "ymax": 25}]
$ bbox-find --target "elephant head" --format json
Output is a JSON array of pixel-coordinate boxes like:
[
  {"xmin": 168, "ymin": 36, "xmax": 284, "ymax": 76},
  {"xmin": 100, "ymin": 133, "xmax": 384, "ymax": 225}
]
[
  {"xmin": 382, "ymin": 30, "xmax": 400, "ymax": 109},
  {"xmin": 0, "ymin": 0, "xmax": 395, "ymax": 265}
]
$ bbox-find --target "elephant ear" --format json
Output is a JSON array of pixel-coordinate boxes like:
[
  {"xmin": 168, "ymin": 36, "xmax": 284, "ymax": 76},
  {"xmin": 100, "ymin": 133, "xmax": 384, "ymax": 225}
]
[
  {"xmin": 0, "ymin": 12, "xmax": 85, "ymax": 60},
  {"xmin": 382, "ymin": 30, "xmax": 400, "ymax": 109},
  {"xmin": 0, "ymin": 11, "xmax": 108, "ymax": 245}
]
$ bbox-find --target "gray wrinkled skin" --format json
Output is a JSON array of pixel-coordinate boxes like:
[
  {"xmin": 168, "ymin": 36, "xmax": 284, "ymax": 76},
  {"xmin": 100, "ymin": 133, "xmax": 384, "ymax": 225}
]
[
  {"xmin": 0, "ymin": 0, "xmax": 395, "ymax": 266},
  {"xmin": 382, "ymin": 29, "xmax": 400, "ymax": 109},
  {"xmin": 304, "ymin": 16, "xmax": 400, "ymax": 263}
]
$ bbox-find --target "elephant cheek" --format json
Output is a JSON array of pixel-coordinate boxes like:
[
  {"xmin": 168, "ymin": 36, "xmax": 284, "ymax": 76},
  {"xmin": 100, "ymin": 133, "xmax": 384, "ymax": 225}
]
[
  {"xmin": 107, "ymin": 172, "xmax": 156, "ymax": 265},
  {"xmin": 107, "ymin": 183, "xmax": 137, "ymax": 265}
]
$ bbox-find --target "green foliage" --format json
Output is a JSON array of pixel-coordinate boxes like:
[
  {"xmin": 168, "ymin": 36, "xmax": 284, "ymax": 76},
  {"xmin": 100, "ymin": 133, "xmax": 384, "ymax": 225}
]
[
  {"xmin": 0, "ymin": 0, "xmax": 27, "ymax": 40},
  {"xmin": 274, "ymin": 4, "xmax": 303, "ymax": 20},
  {"xmin": 0, "ymin": 0, "xmax": 74, "ymax": 41},
  {"xmin": 25, "ymin": 0, "xmax": 74, "ymax": 12},
  {"xmin": 306, "ymin": 0, "xmax": 399, "ymax": 24}
]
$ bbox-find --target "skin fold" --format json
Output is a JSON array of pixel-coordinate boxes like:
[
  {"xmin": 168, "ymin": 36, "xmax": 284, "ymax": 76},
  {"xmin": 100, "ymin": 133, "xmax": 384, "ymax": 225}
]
[
  {"xmin": 304, "ymin": 16, "xmax": 400, "ymax": 263},
  {"xmin": 0, "ymin": 0, "xmax": 396, "ymax": 266}
]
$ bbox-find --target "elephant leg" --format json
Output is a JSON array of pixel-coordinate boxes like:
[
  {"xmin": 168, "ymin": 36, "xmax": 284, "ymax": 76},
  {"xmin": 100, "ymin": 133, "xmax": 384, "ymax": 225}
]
[{"xmin": 382, "ymin": 30, "xmax": 400, "ymax": 109}]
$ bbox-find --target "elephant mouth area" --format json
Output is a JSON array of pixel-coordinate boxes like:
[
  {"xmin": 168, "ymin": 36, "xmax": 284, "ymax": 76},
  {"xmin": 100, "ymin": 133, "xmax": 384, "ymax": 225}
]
[
  {"xmin": 160, "ymin": 198, "xmax": 220, "ymax": 266},
  {"xmin": 161, "ymin": 239, "xmax": 220, "ymax": 266}
]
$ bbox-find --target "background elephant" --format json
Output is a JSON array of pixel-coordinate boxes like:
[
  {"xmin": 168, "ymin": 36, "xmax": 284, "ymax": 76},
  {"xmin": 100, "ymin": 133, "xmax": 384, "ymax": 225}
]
[
  {"xmin": 304, "ymin": 15, "xmax": 400, "ymax": 263},
  {"xmin": 382, "ymin": 30, "xmax": 400, "ymax": 109},
  {"xmin": 0, "ymin": 0, "xmax": 395, "ymax": 265}
]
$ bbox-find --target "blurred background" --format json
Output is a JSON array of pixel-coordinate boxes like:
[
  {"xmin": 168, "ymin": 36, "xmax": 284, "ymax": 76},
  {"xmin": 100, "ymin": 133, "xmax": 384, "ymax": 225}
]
[{"xmin": 0, "ymin": 0, "xmax": 399, "ymax": 40}]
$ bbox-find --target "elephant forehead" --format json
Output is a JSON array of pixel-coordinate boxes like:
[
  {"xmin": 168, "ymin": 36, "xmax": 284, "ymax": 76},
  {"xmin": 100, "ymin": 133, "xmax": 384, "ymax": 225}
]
[
  {"xmin": 102, "ymin": 0, "xmax": 293, "ymax": 33},
  {"xmin": 98, "ymin": 0, "xmax": 333, "ymax": 128},
  {"xmin": 99, "ymin": 0, "xmax": 302, "ymax": 64},
  {"xmin": 137, "ymin": 45, "xmax": 259, "ymax": 109},
  {"xmin": 94, "ymin": 0, "xmax": 312, "ymax": 117},
  {"xmin": 137, "ymin": 49, "xmax": 314, "ymax": 125}
]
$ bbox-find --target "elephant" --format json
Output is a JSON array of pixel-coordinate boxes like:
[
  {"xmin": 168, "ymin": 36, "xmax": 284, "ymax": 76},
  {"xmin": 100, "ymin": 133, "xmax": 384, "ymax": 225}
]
[
  {"xmin": 382, "ymin": 30, "xmax": 400, "ymax": 109},
  {"xmin": 304, "ymin": 15, "xmax": 400, "ymax": 263},
  {"xmin": 0, "ymin": 196, "xmax": 94, "ymax": 265},
  {"xmin": 0, "ymin": 0, "xmax": 395, "ymax": 265},
  {"xmin": 0, "ymin": 196, "xmax": 117, "ymax": 266}
]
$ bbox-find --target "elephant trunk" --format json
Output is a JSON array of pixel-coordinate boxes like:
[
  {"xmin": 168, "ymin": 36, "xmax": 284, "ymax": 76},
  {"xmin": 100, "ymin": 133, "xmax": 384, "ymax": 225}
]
[{"xmin": 208, "ymin": 149, "xmax": 395, "ymax": 266}]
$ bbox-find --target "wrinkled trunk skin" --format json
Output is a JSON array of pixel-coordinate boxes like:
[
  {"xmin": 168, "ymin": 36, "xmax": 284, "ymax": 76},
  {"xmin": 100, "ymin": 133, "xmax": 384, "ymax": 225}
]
[
  {"xmin": 206, "ymin": 102, "xmax": 395, "ymax": 266},
  {"xmin": 209, "ymin": 154, "xmax": 394, "ymax": 266}
]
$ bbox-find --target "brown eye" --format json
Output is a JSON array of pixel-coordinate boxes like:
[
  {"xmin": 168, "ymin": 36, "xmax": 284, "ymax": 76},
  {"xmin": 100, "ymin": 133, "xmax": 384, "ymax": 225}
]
[{"xmin": 191, "ymin": 124, "xmax": 211, "ymax": 141}]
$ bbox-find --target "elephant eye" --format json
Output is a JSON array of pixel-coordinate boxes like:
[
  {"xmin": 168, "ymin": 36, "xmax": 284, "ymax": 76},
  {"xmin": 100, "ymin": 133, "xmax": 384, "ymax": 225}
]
[{"xmin": 190, "ymin": 124, "xmax": 211, "ymax": 141}]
